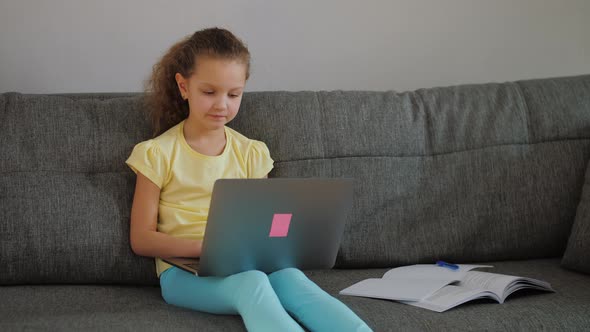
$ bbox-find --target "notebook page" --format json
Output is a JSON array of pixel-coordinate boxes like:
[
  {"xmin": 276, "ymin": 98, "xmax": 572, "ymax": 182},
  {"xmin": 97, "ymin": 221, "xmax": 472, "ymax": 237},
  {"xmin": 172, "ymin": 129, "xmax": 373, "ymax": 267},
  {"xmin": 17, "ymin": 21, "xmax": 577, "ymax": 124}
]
[{"xmin": 382, "ymin": 264, "xmax": 493, "ymax": 282}]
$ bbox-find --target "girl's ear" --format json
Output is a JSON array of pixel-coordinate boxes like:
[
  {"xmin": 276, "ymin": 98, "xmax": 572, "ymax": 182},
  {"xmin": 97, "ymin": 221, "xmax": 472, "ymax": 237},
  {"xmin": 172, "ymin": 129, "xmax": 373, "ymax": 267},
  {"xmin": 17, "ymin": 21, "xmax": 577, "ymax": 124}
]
[{"xmin": 175, "ymin": 73, "xmax": 188, "ymax": 100}]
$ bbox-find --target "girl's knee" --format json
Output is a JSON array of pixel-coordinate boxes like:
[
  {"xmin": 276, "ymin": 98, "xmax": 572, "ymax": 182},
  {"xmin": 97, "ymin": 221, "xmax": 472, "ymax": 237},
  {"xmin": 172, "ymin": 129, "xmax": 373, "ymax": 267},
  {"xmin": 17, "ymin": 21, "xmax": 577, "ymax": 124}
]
[
  {"xmin": 234, "ymin": 269, "xmax": 267, "ymax": 281},
  {"xmin": 228, "ymin": 270, "xmax": 277, "ymax": 309},
  {"xmin": 230, "ymin": 270, "xmax": 272, "ymax": 290},
  {"xmin": 269, "ymin": 267, "xmax": 306, "ymax": 284},
  {"xmin": 277, "ymin": 267, "xmax": 304, "ymax": 276}
]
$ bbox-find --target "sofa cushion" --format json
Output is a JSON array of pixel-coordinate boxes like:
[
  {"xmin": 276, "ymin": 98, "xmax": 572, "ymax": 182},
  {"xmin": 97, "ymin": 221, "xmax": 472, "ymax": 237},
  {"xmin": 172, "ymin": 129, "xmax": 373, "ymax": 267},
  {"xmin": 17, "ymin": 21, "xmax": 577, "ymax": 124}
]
[
  {"xmin": 562, "ymin": 159, "xmax": 590, "ymax": 274},
  {"xmin": 0, "ymin": 93, "xmax": 158, "ymax": 285},
  {"xmin": 1, "ymin": 259, "xmax": 588, "ymax": 331},
  {"xmin": 2, "ymin": 75, "xmax": 589, "ymax": 284},
  {"xmin": 271, "ymin": 142, "xmax": 590, "ymax": 267},
  {"xmin": 232, "ymin": 75, "xmax": 590, "ymax": 268}
]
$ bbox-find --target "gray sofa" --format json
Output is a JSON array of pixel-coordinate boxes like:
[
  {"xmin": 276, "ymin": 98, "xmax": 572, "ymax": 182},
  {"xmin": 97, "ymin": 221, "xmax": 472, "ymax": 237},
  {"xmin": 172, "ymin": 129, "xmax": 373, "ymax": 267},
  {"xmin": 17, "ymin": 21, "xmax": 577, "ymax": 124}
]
[{"xmin": 2, "ymin": 74, "xmax": 590, "ymax": 331}]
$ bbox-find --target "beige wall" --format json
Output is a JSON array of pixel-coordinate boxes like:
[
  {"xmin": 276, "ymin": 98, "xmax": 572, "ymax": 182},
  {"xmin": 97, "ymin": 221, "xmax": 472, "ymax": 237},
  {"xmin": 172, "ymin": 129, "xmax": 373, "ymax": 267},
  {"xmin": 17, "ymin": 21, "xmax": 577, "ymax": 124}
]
[{"xmin": 0, "ymin": 0, "xmax": 588, "ymax": 93}]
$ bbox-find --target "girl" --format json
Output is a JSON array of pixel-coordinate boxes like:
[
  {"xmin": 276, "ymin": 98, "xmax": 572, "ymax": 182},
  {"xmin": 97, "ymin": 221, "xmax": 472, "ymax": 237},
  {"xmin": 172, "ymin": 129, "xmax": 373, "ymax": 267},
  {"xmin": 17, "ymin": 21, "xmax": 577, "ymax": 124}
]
[{"xmin": 126, "ymin": 27, "xmax": 372, "ymax": 332}]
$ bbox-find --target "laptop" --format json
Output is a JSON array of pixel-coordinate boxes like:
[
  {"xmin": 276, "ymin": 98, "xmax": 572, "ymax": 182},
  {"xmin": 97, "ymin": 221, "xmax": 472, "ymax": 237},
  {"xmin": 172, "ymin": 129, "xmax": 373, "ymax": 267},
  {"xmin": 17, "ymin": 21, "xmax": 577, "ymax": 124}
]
[{"xmin": 163, "ymin": 178, "xmax": 353, "ymax": 277}]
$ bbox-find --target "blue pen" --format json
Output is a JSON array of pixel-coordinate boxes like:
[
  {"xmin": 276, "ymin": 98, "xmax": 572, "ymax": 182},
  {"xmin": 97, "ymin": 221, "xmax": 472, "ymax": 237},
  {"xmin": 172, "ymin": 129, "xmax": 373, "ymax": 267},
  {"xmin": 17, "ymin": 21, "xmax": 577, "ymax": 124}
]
[{"xmin": 436, "ymin": 260, "xmax": 459, "ymax": 271}]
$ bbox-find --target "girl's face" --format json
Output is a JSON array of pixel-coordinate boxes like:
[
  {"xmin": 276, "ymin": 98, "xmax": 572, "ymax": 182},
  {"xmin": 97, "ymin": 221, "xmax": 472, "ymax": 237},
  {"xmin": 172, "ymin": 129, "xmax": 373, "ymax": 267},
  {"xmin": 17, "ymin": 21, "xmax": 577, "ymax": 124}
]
[{"xmin": 176, "ymin": 56, "xmax": 247, "ymax": 132}]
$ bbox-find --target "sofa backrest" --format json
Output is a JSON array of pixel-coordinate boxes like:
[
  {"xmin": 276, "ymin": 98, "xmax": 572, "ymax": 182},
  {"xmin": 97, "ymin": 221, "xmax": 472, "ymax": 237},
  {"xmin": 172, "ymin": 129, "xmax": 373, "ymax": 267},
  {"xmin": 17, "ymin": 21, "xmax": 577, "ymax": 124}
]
[
  {"xmin": 0, "ymin": 93, "xmax": 159, "ymax": 285},
  {"xmin": 1, "ymin": 75, "xmax": 589, "ymax": 285},
  {"xmin": 232, "ymin": 75, "xmax": 590, "ymax": 268}
]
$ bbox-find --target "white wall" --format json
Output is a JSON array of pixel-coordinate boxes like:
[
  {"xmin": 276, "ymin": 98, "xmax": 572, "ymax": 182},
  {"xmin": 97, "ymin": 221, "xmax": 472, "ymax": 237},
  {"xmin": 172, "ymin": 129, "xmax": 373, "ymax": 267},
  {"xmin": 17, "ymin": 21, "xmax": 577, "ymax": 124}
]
[{"xmin": 0, "ymin": 0, "xmax": 588, "ymax": 93}]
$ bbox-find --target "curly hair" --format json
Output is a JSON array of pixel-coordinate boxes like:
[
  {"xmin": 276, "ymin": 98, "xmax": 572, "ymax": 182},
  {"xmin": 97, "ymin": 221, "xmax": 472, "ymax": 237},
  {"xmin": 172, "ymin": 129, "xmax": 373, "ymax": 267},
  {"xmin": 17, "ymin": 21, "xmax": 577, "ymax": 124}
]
[{"xmin": 143, "ymin": 27, "xmax": 251, "ymax": 137}]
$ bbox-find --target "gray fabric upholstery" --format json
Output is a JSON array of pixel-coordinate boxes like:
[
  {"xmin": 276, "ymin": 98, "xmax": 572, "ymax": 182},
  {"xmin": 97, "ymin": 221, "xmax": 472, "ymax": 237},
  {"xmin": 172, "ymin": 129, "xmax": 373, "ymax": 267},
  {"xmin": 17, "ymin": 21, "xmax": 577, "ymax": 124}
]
[
  {"xmin": 1, "ymin": 75, "xmax": 590, "ymax": 285},
  {"xmin": 0, "ymin": 93, "xmax": 157, "ymax": 285},
  {"xmin": 1, "ymin": 259, "xmax": 589, "ymax": 331},
  {"xmin": 1, "ymin": 75, "xmax": 590, "ymax": 331},
  {"xmin": 273, "ymin": 141, "xmax": 590, "ymax": 267},
  {"xmin": 562, "ymin": 159, "xmax": 590, "ymax": 274},
  {"xmin": 233, "ymin": 75, "xmax": 590, "ymax": 267}
]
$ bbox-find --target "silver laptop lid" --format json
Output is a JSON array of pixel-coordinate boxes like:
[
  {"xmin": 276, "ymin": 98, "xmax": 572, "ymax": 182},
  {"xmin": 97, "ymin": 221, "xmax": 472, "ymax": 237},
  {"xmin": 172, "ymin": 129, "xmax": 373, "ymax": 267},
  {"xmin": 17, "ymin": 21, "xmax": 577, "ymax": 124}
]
[{"xmin": 198, "ymin": 178, "xmax": 353, "ymax": 277}]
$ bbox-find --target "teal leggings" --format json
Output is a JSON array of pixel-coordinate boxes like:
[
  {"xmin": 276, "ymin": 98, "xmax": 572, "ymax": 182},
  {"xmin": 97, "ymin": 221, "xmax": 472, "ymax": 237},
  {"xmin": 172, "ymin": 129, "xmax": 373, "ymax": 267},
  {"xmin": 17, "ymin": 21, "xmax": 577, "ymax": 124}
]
[{"xmin": 160, "ymin": 267, "xmax": 372, "ymax": 332}]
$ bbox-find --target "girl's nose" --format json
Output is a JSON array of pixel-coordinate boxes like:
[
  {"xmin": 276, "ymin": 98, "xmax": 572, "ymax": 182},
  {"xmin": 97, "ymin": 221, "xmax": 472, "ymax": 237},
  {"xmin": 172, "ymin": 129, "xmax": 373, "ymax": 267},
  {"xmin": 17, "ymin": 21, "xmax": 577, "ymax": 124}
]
[{"xmin": 214, "ymin": 96, "xmax": 228, "ymax": 110}]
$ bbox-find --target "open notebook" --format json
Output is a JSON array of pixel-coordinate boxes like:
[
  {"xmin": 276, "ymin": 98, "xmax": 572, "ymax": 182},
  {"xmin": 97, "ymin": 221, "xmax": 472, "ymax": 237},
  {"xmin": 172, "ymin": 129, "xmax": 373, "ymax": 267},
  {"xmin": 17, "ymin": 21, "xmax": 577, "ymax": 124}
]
[{"xmin": 340, "ymin": 264, "xmax": 554, "ymax": 312}]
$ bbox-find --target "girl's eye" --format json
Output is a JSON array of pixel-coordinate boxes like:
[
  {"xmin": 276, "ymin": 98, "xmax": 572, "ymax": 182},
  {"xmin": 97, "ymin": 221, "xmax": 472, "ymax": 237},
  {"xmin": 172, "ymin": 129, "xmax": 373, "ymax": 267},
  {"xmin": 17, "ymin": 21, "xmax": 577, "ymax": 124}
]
[
  {"xmin": 229, "ymin": 94, "xmax": 240, "ymax": 98},
  {"xmin": 203, "ymin": 91, "xmax": 214, "ymax": 95}
]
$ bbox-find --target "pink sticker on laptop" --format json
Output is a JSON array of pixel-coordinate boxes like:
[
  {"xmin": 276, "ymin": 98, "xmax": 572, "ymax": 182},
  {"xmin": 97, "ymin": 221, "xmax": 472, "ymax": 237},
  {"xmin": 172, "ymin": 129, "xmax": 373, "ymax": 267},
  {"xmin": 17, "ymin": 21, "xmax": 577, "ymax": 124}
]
[{"xmin": 269, "ymin": 213, "xmax": 292, "ymax": 237}]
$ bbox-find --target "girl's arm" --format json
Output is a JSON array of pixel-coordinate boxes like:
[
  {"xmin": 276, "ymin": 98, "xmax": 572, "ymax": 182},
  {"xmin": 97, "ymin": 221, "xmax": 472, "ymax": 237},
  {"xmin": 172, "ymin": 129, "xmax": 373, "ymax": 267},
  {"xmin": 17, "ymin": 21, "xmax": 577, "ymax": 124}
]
[{"xmin": 129, "ymin": 173, "xmax": 202, "ymax": 258}]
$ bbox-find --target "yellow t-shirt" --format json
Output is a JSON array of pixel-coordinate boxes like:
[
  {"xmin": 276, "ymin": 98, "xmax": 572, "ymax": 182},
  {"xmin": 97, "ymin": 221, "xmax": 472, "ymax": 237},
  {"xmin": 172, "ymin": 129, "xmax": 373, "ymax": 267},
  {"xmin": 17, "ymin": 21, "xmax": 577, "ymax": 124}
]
[{"xmin": 125, "ymin": 120, "xmax": 274, "ymax": 277}]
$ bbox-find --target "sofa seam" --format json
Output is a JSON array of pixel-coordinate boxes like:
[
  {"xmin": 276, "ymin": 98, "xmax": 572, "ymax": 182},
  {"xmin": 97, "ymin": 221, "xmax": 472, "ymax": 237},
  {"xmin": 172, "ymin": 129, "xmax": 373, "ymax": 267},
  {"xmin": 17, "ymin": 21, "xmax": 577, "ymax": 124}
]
[
  {"xmin": 2, "ymin": 139, "xmax": 588, "ymax": 172},
  {"xmin": 415, "ymin": 91, "xmax": 433, "ymax": 155},
  {"xmin": 273, "ymin": 137, "xmax": 590, "ymax": 163},
  {"xmin": 514, "ymin": 81, "xmax": 533, "ymax": 144},
  {"xmin": 314, "ymin": 92, "xmax": 327, "ymax": 160}
]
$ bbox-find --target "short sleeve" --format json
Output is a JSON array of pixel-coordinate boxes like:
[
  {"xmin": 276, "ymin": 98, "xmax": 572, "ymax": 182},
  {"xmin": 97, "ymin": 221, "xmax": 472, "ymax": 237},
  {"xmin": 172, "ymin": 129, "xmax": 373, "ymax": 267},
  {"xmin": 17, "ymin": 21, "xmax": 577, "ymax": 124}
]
[
  {"xmin": 247, "ymin": 140, "xmax": 274, "ymax": 178},
  {"xmin": 125, "ymin": 140, "xmax": 167, "ymax": 188}
]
